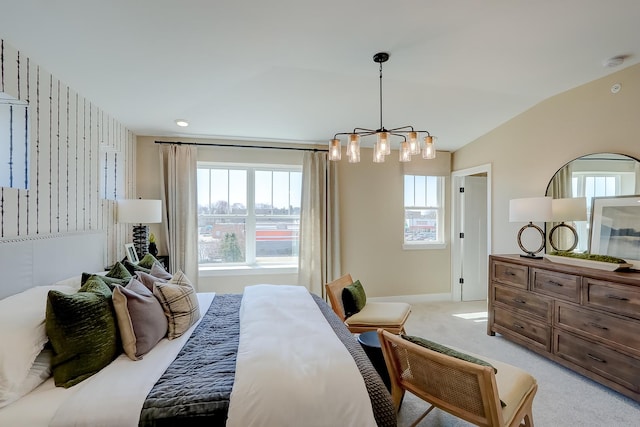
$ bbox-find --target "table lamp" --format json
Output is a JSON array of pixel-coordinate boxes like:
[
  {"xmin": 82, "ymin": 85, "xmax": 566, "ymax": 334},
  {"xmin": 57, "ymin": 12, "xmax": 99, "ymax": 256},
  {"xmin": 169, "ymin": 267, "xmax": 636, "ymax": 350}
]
[
  {"xmin": 549, "ymin": 197, "xmax": 587, "ymax": 252},
  {"xmin": 509, "ymin": 196, "xmax": 552, "ymax": 259},
  {"xmin": 117, "ymin": 199, "xmax": 162, "ymax": 259}
]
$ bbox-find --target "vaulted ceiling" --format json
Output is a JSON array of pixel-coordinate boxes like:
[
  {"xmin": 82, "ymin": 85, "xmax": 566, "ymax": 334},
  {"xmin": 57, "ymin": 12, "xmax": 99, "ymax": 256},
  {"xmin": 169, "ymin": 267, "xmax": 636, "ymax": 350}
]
[{"xmin": 1, "ymin": 1, "xmax": 639, "ymax": 152}]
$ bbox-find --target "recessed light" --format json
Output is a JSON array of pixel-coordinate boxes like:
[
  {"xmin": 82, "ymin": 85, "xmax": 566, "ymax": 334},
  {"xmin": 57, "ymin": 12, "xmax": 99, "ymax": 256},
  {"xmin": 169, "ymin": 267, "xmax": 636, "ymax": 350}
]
[{"xmin": 175, "ymin": 119, "xmax": 189, "ymax": 127}]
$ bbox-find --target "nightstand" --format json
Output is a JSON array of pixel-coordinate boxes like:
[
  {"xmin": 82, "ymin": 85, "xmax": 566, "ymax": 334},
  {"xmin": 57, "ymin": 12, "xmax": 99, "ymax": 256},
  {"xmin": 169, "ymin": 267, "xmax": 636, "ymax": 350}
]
[{"xmin": 156, "ymin": 255, "xmax": 170, "ymax": 273}]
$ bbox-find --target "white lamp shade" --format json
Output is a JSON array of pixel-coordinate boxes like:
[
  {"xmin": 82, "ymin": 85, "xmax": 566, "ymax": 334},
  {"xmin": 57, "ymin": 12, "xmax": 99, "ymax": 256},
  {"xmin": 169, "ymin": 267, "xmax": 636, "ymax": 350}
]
[
  {"xmin": 509, "ymin": 197, "xmax": 552, "ymax": 223},
  {"xmin": 117, "ymin": 199, "xmax": 162, "ymax": 224},
  {"xmin": 551, "ymin": 197, "xmax": 587, "ymax": 222}
]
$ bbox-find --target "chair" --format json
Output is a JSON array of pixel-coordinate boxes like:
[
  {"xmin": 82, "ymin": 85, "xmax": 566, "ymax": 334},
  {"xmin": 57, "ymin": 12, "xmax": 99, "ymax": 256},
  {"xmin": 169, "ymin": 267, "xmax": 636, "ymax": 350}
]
[
  {"xmin": 378, "ymin": 329, "xmax": 537, "ymax": 427},
  {"xmin": 325, "ymin": 273, "xmax": 411, "ymax": 334}
]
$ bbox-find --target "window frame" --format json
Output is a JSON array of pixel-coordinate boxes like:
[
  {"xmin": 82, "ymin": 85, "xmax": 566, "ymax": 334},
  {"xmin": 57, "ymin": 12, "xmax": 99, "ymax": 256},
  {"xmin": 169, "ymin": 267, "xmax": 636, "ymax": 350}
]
[
  {"xmin": 197, "ymin": 162, "xmax": 302, "ymax": 274},
  {"xmin": 403, "ymin": 174, "xmax": 446, "ymax": 250}
]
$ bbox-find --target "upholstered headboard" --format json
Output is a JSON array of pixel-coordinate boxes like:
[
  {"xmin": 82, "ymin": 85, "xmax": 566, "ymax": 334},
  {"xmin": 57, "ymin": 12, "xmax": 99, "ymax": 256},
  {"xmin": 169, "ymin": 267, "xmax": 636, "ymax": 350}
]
[{"xmin": 0, "ymin": 231, "xmax": 105, "ymax": 300}]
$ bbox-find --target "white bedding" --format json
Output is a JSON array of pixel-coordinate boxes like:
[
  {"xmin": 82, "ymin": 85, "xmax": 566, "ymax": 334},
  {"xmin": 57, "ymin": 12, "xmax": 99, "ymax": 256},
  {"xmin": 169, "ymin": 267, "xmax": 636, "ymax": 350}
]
[
  {"xmin": 0, "ymin": 292, "xmax": 215, "ymax": 427},
  {"xmin": 226, "ymin": 284, "xmax": 377, "ymax": 427}
]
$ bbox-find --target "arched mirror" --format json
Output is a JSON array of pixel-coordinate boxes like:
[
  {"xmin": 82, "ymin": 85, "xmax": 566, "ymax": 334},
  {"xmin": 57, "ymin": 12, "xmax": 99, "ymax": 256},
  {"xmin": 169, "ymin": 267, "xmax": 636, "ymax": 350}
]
[{"xmin": 545, "ymin": 153, "xmax": 640, "ymax": 253}]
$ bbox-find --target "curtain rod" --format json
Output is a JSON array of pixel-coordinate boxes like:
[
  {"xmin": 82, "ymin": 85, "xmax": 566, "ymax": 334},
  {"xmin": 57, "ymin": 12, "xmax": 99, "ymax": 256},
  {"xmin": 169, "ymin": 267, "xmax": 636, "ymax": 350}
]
[{"xmin": 154, "ymin": 140, "xmax": 327, "ymax": 152}]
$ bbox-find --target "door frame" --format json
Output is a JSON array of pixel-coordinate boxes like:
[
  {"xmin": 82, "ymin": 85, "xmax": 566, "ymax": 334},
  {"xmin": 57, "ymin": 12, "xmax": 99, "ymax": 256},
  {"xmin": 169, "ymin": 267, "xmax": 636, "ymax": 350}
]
[{"xmin": 451, "ymin": 164, "xmax": 492, "ymax": 301}]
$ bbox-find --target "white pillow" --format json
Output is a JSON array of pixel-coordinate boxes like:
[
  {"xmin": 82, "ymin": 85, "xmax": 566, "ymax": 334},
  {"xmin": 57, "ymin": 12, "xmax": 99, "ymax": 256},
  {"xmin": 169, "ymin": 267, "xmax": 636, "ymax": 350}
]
[
  {"xmin": 0, "ymin": 348, "xmax": 52, "ymax": 408},
  {"xmin": 0, "ymin": 285, "xmax": 76, "ymax": 402}
]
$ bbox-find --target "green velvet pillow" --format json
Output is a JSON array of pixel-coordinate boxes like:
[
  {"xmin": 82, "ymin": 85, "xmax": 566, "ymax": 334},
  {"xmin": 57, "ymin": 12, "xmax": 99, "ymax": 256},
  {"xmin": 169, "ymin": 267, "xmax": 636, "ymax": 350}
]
[
  {"xmin": 137, "ymin": 253, "xmax": 159, "ymax": 269},
  {"xmin": 81, "ymin": 272, "xmax": 129, "ymax": 289},
  {"xmin": 105, "ymin": 262, "xmax": 133, "ymax": 280},
  {"xmin": 342, "ymin": 280, "xmax": 367, "ymax": 318},
  {"xmin": 46, "ymin": 278, "xmax": 120, "ymax": 388},
  {"xmin": 123, "ymin": 260, "xmax": 151, "ymax": 275},
  {"xmin": 401, "ymin": 335, "xmax": 505, "ymax": 407}
]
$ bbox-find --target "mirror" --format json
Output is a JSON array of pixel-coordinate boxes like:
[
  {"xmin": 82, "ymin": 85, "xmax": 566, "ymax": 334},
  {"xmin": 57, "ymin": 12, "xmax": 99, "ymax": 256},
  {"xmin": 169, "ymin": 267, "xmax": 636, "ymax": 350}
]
[
  {"xmin": 545, "ymin": 153, "xmax": 640, "ymax": 253},
  {"xmin": 0, "ymin": 92, "xmax": 29, "ymax": 189}
]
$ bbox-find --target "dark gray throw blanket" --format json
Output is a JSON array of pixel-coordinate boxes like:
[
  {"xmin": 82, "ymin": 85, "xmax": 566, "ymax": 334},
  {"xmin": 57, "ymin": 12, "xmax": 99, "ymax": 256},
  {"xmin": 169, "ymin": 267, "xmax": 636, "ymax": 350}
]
[{"xmin": 139, "ymin": 293, "xmax": 396, "ymax": 427}]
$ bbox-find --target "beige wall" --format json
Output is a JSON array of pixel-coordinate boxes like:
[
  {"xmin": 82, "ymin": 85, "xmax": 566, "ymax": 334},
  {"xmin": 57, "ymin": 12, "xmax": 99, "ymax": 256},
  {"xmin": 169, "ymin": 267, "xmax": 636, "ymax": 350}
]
[
  {"xmin": 337, "ymin": 149, "xmax": 452, "ymax": 298},
  {"xmin": 452, "ymin": 63, "xmax": 640, "ymax": 255}
]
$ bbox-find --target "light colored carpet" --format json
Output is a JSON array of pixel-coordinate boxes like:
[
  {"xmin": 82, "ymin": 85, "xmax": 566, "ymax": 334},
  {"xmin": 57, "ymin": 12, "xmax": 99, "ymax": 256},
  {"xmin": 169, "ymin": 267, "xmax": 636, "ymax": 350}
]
[{"xmin": 385, "ymin": 300, "xmax": 640, "ymax": 427}]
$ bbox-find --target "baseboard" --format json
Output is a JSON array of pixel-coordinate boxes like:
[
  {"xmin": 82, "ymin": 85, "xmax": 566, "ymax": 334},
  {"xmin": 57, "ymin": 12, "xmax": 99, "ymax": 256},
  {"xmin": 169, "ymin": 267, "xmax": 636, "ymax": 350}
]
[{"xmin": 368, "ymin": 293, "xmax": 452, "ymax": 303}]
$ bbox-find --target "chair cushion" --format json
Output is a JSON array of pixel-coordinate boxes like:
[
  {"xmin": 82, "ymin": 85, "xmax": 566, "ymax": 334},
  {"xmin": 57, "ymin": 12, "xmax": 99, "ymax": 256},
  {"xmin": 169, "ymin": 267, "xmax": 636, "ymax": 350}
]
[
  {"xmin": 342, "ymin": 280, "xmax": 367, "ymax": 317},
  {"xmin": 487, "ymin": 356, "xmax": 537, "ymax": 424},
  {"xmin": 346, "ymin": 302, "xmax": 410, "ymax": 327}
]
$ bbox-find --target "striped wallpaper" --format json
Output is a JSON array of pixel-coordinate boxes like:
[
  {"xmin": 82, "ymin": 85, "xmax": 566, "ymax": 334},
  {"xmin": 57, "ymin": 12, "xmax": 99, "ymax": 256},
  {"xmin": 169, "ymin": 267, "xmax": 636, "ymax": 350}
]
[{"xmin": 0, "ymin": 39, "xmax": 136, "ymax": 266}]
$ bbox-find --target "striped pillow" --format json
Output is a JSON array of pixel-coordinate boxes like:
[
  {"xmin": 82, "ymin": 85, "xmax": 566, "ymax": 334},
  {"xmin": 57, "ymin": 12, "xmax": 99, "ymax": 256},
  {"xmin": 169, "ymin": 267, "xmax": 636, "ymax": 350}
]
[{"xmin": 153, "ymin": 270, "xmax": 200, "ymax": 339}]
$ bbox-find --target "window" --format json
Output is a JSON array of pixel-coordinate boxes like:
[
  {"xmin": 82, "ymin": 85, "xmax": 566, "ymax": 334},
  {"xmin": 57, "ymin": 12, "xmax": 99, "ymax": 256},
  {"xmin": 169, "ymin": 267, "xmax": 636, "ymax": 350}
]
[
  {"xmin": 403, "ymin": 175, "xmax": 445, "ymax": 248},
  {"xmin": 197, "ymin": 164, "xmax": 302, "ymax": 269}
]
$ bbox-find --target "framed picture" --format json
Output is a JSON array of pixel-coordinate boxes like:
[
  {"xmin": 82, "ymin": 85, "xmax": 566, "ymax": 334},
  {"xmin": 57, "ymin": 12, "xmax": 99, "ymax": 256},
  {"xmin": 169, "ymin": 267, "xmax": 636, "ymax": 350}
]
[
  {"xmin": 124, "ymin": 243, "xmax": 139, "ymax": 264},
  {"xmin": 589, "ymin": 195, "xmax": 640, "ymax": 269}
]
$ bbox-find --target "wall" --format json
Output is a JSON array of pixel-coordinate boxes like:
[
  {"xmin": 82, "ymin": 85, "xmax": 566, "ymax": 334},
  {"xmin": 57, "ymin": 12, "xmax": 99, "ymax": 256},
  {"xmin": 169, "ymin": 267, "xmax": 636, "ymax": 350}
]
[
  {"xmin": 452, "ymin": 63, "xmax": 640, "ymax": 255},
  {"xmin": 0, "ymin": 39, "xmax": 135, "ymax": 266},
  {"xmin": 337, "ymin": 149, "xmax": 452, "ymax": 298}
]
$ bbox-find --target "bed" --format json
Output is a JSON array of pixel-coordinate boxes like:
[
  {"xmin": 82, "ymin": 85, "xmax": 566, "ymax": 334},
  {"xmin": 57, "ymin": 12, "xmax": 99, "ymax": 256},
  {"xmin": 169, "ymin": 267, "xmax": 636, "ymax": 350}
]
[{"xmin": 0, "ymin": 232, "xmax": 396, "ymax": 426}]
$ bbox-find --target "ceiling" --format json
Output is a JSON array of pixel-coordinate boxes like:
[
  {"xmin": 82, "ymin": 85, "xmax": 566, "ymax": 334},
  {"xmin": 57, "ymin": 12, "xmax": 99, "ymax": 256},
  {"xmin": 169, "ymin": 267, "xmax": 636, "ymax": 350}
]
[{"xmin": 1, "ymin": 1, "xmax": 639, "ymax": 152}]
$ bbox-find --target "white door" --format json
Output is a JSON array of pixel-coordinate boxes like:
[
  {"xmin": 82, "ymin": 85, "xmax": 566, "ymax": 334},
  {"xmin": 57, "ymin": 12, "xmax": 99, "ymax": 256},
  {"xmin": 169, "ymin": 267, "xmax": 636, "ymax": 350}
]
[{"xmin": 460, "ymin": 175, "xmax": 488, "ymax": 301}]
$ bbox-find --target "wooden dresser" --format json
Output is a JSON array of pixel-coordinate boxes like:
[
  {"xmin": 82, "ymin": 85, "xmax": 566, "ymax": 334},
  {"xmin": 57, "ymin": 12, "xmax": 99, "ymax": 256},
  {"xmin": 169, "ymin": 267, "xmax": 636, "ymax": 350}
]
[{"xmin": 488, "ymin": 254, "xmax": 640, "ymax": 402}]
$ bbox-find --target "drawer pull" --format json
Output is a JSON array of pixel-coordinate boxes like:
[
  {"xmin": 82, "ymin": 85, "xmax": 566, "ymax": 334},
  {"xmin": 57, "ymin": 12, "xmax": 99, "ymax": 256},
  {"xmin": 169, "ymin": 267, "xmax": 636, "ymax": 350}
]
[
  {"xmin": 587, "ymin": 353, "xmax": 606, "ymax": 363},
  {"xmin": 505, "ymin": 270, "xmax": 516, "ymax": 276},
  {"xmin": 513, "ymin": 323, "xmax": 525, "ymax": 329},
  {"xmin": 606, "ymin": 294, "xmax": 629, "ymax": 301},
  {"xmin": 588, "ymin": 322, "xmax": 608, "ymax": 331},
  {"xmin": 547, "ymin": 280, "xmax": 563, "ymax": 287},
  {"xmin": 513, "ymin": 298, "xmax": 527, "ymax": 304}
]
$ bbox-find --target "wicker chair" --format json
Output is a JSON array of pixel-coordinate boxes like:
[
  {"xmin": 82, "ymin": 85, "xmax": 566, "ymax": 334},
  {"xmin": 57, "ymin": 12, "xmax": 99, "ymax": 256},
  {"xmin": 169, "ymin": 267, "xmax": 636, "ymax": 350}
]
[
  {"xmin": 378, "ymin": 329, "xmax": 537, "ymax": 427},
  {"xmin": 325, "ymin": 273, "xmax": 411, "ymax": 334}
]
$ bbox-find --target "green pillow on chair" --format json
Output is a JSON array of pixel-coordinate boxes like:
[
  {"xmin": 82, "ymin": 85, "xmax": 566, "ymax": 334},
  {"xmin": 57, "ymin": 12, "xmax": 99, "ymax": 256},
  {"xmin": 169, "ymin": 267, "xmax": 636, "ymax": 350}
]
[
  {"xmin": 401, "ymin": 335, "xmax": 497, "ymax": 373},
  {"xmin": 342, "ymin": 280, "xmax": 367, "ymax": 317}
]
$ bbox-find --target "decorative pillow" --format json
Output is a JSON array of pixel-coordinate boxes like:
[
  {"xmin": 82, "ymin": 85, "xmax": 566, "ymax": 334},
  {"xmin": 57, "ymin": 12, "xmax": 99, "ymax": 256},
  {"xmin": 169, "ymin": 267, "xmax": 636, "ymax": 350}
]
[
  {"xmin": 401, "ymin": 335, "xmax": 497, "ymax": 373},
  {"xmin": 105, "ymin": 262, "xmax": 133, "ymax": 280},
  {"xmin": 113, "ymin": 278, "xmax": 168, "ymax": 360},
  {"xmin": 81, "ymin": 272, "xmax": 129, "ymax": 289},
  {"xmin": 153, "ymin": 270, "xmax": 200, "ymax": 339},
  {"xmin": 137, "ymin": 253, "xmax": 159, "ymax": 269},
  {"xmin": 342, "ymin": 280, "xmax": 367, "ymax": 317},
  {"xmin": 46, "ymin": 278, "xmax": 120, "ymax": 388},
  {"xmin": 0, "ymin": 285, "xmax": 76, "ymax": 402},
  {"xmin": 123, "ymin": 259, "xmax": 152, "ymax": 275},
  {"xmin": 150, "ymin": 262, "xmax": 172, "ymax": 280},
  {"xmin": 135, "ymin": 270, "xmax": 168, "ymax": 292}
]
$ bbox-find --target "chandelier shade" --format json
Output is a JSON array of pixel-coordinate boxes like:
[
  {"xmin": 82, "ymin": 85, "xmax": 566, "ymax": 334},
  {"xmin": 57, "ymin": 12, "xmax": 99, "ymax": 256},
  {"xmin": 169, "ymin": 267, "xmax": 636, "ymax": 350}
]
[{"xmin": 329, "ymin": 52, "xmax": 437, "ymax": 164}]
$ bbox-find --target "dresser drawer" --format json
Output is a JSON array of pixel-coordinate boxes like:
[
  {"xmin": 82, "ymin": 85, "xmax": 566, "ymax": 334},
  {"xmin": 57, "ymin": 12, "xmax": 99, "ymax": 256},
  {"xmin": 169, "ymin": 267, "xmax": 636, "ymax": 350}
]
[
  {"xmin": 493, "ymin": 306, "xmax": 550, "ymax": 350},
  {"xmin": 583, "ymin": 279, "xmax": 640, "ymax": 320},
  {"xmin": 555, "ymin": 301, "xmax": 640, "ymax": 355},
  {"xmin": 491, "ymin": 261, "xmax": 528, "ymax": 289},
  {"xmin": 531, "ymin": 268, "xmax": 581, "ymax": 302},
  {"xmin": 554, "ymin": 330, "xmax": 640, "ymax": 393},
  {"xmin": 493, "ymin": 283, "xmax": 552, "ymax": 322}
]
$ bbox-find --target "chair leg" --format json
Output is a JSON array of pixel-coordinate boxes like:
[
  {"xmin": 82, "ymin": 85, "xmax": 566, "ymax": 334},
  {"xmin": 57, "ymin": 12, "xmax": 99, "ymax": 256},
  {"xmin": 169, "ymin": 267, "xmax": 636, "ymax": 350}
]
[{"xmin": 409, "ymin": 404, "xmax": 435, "ymax": 427}]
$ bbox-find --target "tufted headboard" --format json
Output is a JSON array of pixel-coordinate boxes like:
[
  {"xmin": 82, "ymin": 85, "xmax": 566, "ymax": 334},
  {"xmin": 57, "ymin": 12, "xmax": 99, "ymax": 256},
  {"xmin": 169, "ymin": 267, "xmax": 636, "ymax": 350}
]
[{"xmin": 0, "ymin": 231, "xmax": 105, "ymax": 300}]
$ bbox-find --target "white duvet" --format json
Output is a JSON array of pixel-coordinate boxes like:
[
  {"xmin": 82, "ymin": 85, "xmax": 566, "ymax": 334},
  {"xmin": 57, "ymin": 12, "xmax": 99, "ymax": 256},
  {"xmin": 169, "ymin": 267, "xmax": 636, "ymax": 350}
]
[
  {"xmin": 0, "ymin": 293, "xmax": 215, "ymax": 427},
  {"xmin": 226, "ymin": 284, "xmax": 377, "ymax": 427}
]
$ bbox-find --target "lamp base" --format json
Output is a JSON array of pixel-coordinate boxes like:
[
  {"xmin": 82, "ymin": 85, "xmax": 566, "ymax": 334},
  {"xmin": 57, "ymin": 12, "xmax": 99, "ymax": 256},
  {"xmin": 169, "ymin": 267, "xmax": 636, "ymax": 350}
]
[
  {"xmin": 516, "ymin": 222, "xmax": 546, "ymax": 259},
  {"xmin": 132, "ymin": 224, "xmax": 149, "ymax": 260}
]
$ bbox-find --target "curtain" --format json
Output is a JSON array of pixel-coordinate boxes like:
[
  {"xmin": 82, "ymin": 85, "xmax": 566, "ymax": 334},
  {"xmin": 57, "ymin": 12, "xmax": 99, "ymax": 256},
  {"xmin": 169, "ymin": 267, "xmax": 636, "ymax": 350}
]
[
  {"xmin": 297, "ymin": 151, "xmax": 341, "ymax": 297},
  {"xmin": 159, "ymin": 144, "xmax": 199, "ymax": 288}
]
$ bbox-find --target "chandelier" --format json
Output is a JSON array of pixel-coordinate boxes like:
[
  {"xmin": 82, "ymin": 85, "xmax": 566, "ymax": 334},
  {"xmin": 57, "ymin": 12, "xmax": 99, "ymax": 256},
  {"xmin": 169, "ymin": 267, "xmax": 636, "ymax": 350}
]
[{"xmin": 329, "ymin": 52, "xmax": 436, "ymax": 163}]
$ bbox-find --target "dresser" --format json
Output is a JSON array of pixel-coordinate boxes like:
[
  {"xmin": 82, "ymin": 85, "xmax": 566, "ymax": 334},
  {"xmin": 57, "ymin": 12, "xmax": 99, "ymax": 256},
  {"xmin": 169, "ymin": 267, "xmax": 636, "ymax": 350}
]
[{"xmin": 488, "ymin": 254, "xmax": 640, "ymax": 402}]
